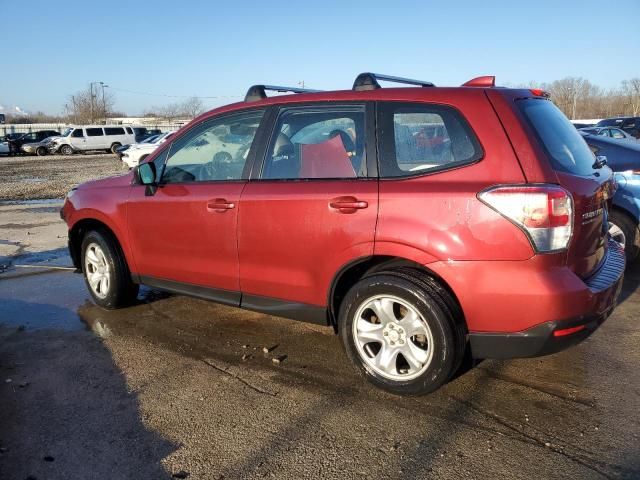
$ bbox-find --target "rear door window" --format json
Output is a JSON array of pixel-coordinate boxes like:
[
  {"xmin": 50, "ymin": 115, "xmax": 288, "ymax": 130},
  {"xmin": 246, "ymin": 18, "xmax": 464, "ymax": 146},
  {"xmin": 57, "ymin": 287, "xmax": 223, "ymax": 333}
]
[
  {"xmin": 377, "ymin": 102, "xmax": 482, "ymax": 177},
  {"xmin": 104, "ymin": 127, "xmax": 125, "ymax": 135},
  {"xmin": 517, "ymin": 99, "xmax": 595, "ymax": 176}
]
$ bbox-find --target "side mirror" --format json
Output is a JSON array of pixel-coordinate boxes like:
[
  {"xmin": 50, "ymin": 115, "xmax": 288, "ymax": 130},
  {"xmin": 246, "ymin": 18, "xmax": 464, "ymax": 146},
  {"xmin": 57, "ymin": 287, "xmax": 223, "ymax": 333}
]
[{"xmin": 136, "ymin": 162, "xmax": 158, "ymax": 196}]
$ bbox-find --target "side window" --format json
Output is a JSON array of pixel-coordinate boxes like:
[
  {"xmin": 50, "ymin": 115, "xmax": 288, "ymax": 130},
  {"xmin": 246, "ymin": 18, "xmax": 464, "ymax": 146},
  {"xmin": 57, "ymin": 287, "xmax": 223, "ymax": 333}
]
[
  {"xmin": 611, "ymin": 129, "xmax": 625, "ymax": 139},
  {"xmin": 162, "ymin": 110, "xmax": 264, "ymax": 183},
  {"xmin": 262, "ymin": 106, "xmax": 366, "ymax": 180},
  {"xmin": 104, "ymin": 127, "xmax": 125, "ymax": 135},
  {"xmin": 126, "ymin": 127, "xmax": 133, "ymax": 134},
  {"xmin": 378, "ymin": 103, "xmax": 482, "ymax": 177},
  {"xmin": 86, "ymin": 128, "xmax": 104, "ymax": 137},
  {"xmin": 71, "ymin": 129, "xmax": 84, "ymax": 138}
]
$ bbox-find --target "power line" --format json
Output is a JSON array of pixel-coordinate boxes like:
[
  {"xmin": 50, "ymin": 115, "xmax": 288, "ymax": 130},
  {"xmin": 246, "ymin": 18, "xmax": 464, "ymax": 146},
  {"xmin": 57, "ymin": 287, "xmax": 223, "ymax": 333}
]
[{"xmin": 107, "ymin": 86, "xmax": 243, "ymax": 100}]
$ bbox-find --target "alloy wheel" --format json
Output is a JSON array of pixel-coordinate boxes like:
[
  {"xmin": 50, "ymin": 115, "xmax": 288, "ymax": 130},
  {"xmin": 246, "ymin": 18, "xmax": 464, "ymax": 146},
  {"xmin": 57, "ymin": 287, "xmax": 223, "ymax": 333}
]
[{"xmin": 84, "ymin": 243, "xmax": 111, "ymax": 299}]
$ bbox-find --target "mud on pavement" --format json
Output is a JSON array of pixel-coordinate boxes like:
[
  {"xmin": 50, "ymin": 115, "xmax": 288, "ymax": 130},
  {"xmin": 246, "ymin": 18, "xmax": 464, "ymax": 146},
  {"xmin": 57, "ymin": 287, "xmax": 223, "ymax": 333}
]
[{"xmin": 1, "ymin": 202, "xmax": 640, "ymax": 479}]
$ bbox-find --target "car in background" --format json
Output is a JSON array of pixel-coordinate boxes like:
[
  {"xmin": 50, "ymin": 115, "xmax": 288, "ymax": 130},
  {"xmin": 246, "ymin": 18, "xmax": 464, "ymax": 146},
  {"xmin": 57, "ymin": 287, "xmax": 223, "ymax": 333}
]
[
  {"xmin": 7, "ymin": 130, "xmax": 60, "ymax": 154},
  {"xmin": 581, "ymin": 131, "xmax": 640, "ymax": 262},
  {"xmin": 132, "ymin": 127, "xmax": 162, "ymax": 143},
  {"xmin": 21, "ymin": 136, "xmax": 61, "ymax": 156},
  {"xmin": 597, "ymin": 117, "xmax": 640, "ymax": 139},
  {"xmin": 572, "ymin": 122, "xmax": 596, "ymax": 129},
  {"xmin": 0, "ymin": 141, "xmax": 8, "ymax": 155},
  {"xmin": 48, "ymin": 125, "xmax": 136, "ymax": 155},
  {"xmin": 580, "ymin": 126, "xmax": 638, "ymax": 143},
  {"xmin": 121, "ymin": 132, "xmax": 174, "ymax": 168},
  {"xmin": 115, "ymin": 134, "xmax": 162, "ymax": 158}
]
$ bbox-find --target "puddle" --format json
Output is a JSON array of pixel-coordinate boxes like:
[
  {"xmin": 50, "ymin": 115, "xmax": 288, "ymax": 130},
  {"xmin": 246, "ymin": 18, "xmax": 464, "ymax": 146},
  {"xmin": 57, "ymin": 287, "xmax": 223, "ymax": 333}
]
[{"xmin": 0, "ymin": 270, "xmax": 87, "ymax": 330}]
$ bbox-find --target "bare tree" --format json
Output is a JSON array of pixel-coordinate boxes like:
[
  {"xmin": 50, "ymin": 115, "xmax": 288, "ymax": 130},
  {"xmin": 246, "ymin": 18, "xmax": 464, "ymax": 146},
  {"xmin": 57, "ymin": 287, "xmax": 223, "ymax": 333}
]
[
  {"xmin": 147, "ymin": 97, "xmax": 205, "ymax": 121},
  {"xmin": 621, "ymin": 78, "xmax": 640, "ymax": 116},
  {"xmin": 63, "ymin": 84, "xmax": 116, "ymax": 124},
  {"xmin": 181, "ymin": 96, "xmax": 205, "ymax": 118}
]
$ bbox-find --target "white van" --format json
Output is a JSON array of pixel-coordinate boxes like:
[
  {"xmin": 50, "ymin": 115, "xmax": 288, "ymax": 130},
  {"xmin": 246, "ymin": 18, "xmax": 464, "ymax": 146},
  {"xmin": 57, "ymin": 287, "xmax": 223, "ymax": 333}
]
[{"xmin": 49, "ymin": 125, "xmax": 136, "ymax": 155}]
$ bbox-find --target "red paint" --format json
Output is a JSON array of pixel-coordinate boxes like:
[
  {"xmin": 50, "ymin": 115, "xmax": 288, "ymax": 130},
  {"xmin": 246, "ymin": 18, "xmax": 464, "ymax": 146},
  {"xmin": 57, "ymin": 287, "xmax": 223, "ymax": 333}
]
[
  {"xmin": 553, "ymin": 325, "xmax": 586, "ymax": 337},
  {"xmin": 62, "ymin": 83, "xmax": 622, "ymax": 340}
]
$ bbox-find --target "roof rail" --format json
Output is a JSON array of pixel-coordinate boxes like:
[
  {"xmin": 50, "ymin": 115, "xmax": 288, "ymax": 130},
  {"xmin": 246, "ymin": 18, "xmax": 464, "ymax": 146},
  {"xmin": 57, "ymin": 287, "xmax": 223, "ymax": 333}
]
[
  {"xmin": 244, "ymin": 85, "xmax": 322, "ymax": 102},
  {"xmin": 462, "ymin": 76, "xmax": 495, "ymax": 87},
  {"xmin": 353, "ymin": 72, "xmax": 435, "ymax": 91}
]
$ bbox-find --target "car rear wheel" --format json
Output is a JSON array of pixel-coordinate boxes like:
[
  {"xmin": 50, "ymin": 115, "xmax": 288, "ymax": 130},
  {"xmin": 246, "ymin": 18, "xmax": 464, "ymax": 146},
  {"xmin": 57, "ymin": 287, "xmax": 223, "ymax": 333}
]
[
  {"xmin": 338, "ymin": 269, "xmax": 465, "ymax": 395},
  {"xmin": 60, "ymin": 145, "xmax": 73, "ymax": 155},
  {"xmin": 81, "ymin": 230, "xmax": 139, "ymax": 309},
  {"xmin": 110, "ymin": 143, "xmax": 121, "ymax": 154},
  {"xmin": 36, "ymin": 146, "xmax": 47, "ymax": 156},
  {"xmin": 609, "ymin": 210, "xmax": 639, "ymax": 263}
]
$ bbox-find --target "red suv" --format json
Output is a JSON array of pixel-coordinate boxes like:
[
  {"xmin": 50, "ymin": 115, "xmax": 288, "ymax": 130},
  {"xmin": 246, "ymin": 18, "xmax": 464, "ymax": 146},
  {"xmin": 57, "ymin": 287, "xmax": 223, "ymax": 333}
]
[{"xmin": 61, "ymin": 73, "xmax": 625, "ymax": 395}]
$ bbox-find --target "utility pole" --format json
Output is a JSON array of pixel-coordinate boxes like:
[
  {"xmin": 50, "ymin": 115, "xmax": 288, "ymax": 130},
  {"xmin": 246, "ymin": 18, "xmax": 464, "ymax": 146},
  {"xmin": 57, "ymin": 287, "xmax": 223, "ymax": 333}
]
[
  {"xmin": 100, "ymin": 82, "xmax": 108, "ymax": 124},
  {"xmin": 89, "ymin": 83, "xmax": 94, "ymax": 123}
]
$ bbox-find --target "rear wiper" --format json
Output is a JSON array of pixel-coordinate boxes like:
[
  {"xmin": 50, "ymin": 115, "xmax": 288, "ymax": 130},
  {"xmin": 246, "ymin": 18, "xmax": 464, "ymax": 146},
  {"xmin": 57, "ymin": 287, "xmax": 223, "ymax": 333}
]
[{"xmin": 592, "ymin": 155, "xmax": 607, "ymax": 169}]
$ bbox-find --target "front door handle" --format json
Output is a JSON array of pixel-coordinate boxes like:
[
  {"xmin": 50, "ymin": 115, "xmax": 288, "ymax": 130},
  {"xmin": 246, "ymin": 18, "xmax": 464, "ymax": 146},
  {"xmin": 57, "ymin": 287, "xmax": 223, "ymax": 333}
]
[
  {"xmin": 207, "ymin": 198, "xmax": 235, "ymax": 212},
  {"xmin": 329, "ymin": 196, "xmax": 368, "ymax": 214}
]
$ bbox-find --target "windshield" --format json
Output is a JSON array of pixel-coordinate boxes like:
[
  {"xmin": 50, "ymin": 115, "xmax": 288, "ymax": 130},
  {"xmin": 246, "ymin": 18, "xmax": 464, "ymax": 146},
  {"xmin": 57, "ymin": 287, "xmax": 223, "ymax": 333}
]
[
  {"xmin": 141, "ymin": 135, "xmax": 160, "ymax": 144},
  {"xmin": 61, "ymin": 128, "xmax": 73, "ymax": 137},
  {"xmin": 518, "ymin": 99, "xmax": 596, "ymax": 176}
]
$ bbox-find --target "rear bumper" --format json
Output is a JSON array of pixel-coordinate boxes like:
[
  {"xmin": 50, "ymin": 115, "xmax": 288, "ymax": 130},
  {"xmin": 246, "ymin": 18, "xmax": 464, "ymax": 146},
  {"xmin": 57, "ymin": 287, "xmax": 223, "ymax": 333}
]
[
  {"xmin": 471, "ymin": 239, "xmax": 624, "ymax": 359},
  {"xmin": 428, "ymin": 239, "xmax": 625, "ymax": 359}
]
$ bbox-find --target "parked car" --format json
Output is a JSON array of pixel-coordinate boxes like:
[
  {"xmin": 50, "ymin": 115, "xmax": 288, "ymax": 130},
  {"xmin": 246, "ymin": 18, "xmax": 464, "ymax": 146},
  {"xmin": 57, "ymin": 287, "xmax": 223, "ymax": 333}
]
[
  {"xmin": 0, "ymin": 141, "xmax": 8, "ymax": 155},
  {"xmin": 581, "ymin": 131, "xmax": 640, "ymax": 262},
  {"xmin": 580, "ymin": 126, "xmax": 638, "ymax": 143},
  {"xmin": 61, "ymin": 74, "xmax": 625, "ymax": 395},
  {"xmin": 48, "ymin": 125, "xmax": 136, "ymax": 155},
  {"xmin": 21, "ymin": 136, "xmax": 61, "ymax": 156},
  {"xmin": 7, "ymin": 130, "xmax": 60, "ymax": 154},
  {"xmin": 121, "ymin": 132, "xmax": 174, "ymax": 168},
  {"xmin": 572, "ymin": 122, "xmax": 596, "ymax": 129},
  {"xmin": 597, "ymin": 116, "xmax": 640, "ymax": 139},
  {"xmin": 132, "ymin": 127, "xmax": 162, "ymax": 143}
]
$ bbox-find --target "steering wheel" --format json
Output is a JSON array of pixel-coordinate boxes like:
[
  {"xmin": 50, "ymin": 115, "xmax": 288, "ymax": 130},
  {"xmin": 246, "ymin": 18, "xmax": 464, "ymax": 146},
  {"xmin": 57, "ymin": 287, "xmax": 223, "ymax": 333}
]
[{"xmin": 199, "ymin": 151, "xmax": 233, "ymax": 180}]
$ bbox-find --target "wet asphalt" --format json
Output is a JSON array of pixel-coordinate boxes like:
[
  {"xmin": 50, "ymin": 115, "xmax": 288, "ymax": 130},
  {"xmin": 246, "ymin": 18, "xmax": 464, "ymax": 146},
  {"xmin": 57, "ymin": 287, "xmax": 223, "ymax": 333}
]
[{"xmin": 0, "ymin": 205, "xmax": 639, "ymax": 479}]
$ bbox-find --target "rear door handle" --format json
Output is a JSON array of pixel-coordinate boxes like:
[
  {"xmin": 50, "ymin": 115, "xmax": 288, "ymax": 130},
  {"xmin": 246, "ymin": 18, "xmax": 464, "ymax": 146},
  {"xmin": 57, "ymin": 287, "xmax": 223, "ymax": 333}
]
[
  {"xmin": 207, "ymin": 198, "xmax": 235, "ymax": 212},
  {"xmin": 329, "ymin": 196, "xmax": 368, "ymax": 213}
]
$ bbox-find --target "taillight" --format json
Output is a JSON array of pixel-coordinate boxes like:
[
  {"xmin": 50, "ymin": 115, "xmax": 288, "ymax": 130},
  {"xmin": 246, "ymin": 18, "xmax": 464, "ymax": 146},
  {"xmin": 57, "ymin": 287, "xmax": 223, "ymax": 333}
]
[{"xmin": 478, "ymin": 185, "xmax": 573, "ymax": 252}]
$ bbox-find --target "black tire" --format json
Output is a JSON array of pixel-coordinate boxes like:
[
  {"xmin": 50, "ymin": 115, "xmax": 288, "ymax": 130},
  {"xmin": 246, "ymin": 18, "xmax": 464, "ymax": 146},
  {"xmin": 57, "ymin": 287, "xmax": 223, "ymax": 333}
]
[
  {"xmin": 36, "ymin": 146, "xmax": 47, "ymax": 156},
  {"xmin": 60, "ymin": 144, "xmax": 73, "ymax": 155},
  {"xmin": 338, "ymin": 268, "xmax": 466, "ymax": 396},
  {"xmin": 110, "ymin": 143, "xmax": 121, "ymax": 154},
  {"xmin": 610, "ymin": 209, "xmax": 640, "ymax": 263},
  {"xmin": 80, "ymin": 229, "xmax": 139, "ymax": 309}
]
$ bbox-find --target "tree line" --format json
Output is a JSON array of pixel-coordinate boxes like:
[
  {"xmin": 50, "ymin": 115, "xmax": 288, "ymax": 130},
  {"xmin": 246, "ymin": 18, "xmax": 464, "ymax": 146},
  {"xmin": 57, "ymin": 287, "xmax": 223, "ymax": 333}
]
[{"xmin": 3, "ymin": 77, "xmax": 639, "ymax": 124}]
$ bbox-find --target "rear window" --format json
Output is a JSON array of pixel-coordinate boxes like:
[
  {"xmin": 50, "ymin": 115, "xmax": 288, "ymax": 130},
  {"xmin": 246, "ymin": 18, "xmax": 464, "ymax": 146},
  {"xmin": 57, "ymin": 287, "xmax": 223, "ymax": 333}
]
[
  {"xmin": 518, "ymin": 99, "xmax": 595, "ymax": 176},
  {"xmin": 104, "ymin": 127, "xmax": 125, "ymax": 135}
]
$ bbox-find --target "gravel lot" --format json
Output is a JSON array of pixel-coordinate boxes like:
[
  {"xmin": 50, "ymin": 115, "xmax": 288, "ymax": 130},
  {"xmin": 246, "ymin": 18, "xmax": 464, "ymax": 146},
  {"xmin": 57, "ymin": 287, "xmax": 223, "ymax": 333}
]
[{"xmin": 0, "ymin": 154, "xmax": 125, "ymax": 201}]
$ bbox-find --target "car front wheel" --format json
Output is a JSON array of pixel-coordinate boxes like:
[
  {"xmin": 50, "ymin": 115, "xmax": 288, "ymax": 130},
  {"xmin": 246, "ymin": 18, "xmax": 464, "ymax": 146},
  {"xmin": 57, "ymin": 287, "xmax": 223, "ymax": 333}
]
[
  {"xmin": 339, "ymin": 269, "xmax": 465, "ymax": 396},
  {"xmin": 81, "ymin": 230, "xmax": 139, "ymax": 309},
  {"xmin": 60, "ymin": 145, "xmax": 73, "ymax": 155}
]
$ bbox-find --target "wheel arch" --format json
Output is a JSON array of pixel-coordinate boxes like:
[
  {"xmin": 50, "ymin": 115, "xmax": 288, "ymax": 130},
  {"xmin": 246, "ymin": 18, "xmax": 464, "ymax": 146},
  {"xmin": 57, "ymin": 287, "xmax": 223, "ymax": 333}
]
[
  {"xmin": 69, "ymin": 218, "xmax": 127, "ymax": 273},
  {"xmin": 328, "ymin": 255, "xmax": 466, "ymax": 334}
]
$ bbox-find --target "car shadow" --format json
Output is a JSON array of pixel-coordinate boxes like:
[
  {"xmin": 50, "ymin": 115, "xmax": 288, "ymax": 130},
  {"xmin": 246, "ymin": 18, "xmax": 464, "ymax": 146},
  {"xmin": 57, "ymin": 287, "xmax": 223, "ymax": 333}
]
[
  {"xmin": 0, "ymin": 299, "xmax": 177, "ymax": 480},
  {"xmin": 618, "ymin": 261, "xmax": 640, "ymax": 304}
]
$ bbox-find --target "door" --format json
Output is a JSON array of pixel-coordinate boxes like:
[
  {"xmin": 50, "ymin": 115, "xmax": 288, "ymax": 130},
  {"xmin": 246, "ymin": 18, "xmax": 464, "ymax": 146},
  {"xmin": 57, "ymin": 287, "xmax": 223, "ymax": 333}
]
[
  {"xmin": 127, "ymin": 110, "xmax": 266, "ymax": 300},
  {"xmin": 238, "ymin": 104, "xmax": 378, "ymax": 307},
  {"xmin": 69, "ymin": 128, "xmax": 86, "ymax": 150}
]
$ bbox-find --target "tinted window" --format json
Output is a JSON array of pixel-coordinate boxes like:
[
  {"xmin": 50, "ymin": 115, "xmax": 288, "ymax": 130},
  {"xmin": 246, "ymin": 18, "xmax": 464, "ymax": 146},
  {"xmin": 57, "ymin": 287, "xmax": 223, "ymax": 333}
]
[
  {"xmin": 262, "ymin": 106, "xmax": 366, "ymax": 179},
  {"xmin": 104, "ymin": 127, "xmax": 125, "ymax": 135},
  {"xmin": 126, "ymin": 127, "xmax": 133, "ymax": 134},
  {"xmin": 86, "ymin": 128, "xmax": 104, "ymax": 137},
  {"xmin": 162, "ymin": 110, "xmax": 263, "ymax": 183},
  {"xmin": 518, "ymin": 99, "xmax": 595, "ymax": 176},
  {"xmin": 71, "ymin": 129, "xmax": 84, "ymax": 138},
  {"xmin": 378, "ymin": 103, "xmax": 482, "ymax": 177}
]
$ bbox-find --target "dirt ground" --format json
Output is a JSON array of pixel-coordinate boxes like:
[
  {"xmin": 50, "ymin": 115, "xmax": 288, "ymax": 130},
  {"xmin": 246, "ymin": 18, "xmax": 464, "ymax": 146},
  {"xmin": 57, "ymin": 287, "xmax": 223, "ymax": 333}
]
[
  {"xmin": 0, "ymin": 154, "xmax": 125, "ymax": 201},
  {"xmin": 0, "ymin": 194, "xmax": 639, "ymax": 479}
]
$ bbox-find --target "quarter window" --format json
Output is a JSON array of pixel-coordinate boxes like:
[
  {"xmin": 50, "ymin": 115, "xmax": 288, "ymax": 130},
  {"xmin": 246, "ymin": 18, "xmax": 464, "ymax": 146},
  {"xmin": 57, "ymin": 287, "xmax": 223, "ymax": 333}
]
[
  {"xmin": 377, "ymin": 103, "xmax": 482, "ymax": 177},
  {"xmin": 161, "ymin": 111, "xmax": 263, "ymax": 183},
  {"xmin": 262, "ymin": 106, "xmax": 366, "ymax": 180},
  {"xmin": 86, "ymin": 128, "xmax": 104, "ymax": 137}
]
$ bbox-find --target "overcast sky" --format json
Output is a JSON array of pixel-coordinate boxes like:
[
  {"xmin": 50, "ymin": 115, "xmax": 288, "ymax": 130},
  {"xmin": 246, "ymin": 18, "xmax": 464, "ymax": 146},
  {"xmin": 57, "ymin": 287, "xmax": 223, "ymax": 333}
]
[{"xmin": 1, "ymin": 0, "xmax": 638, "ymax": 116}]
